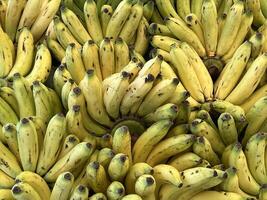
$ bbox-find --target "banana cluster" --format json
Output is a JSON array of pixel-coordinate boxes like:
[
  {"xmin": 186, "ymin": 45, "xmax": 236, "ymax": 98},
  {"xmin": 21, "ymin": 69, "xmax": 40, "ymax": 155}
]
[
  {"xmin": 47, "ymin": 0, "xmax": 153, "ymax": 63},
  {"xmin": 0, "ymin": 26, "xmax": 52, "ymax": 84},
  {"xmin": 0, "ymin": 0, "xmax": 60, "ymax": 42}
]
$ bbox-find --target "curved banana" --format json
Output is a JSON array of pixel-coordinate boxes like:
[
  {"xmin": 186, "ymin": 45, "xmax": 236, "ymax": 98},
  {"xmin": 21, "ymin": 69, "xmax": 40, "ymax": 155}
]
[
  {"xmin": 260, "ymin": 184, "xmax": 267, "ymax": 200},
  {"xmin": 191, "ymin": 0, "xmax": 204, "ymax": 21},
  {"xmin": 176, "ymin": 0, "xmax": 190, "ymax": 20},
  {"xmin": 150, "ymin": 35, "xmax": 180, "ymax": 52},
  {"xmin": 122, "ymin": 194, "xmax": 142, "ymax": 200},
  {"xmin": 58, "ymin": 135, "xmax": 79, "ymax": 160},
  {"xmin": 69, "ymin": 185, "xmax": 89, "ymax": 200},
  {"xmin": 114, "ymin": 37, "xmax": 130, "ymax": 72},
  {"xmin": 146, "ymin": 134, "xmax": 196, "ymax": 167},
  {"xmin": 0, "ymin": 169, "xmax": 15, "ymax": 189},
  {"xmin": 108, "ymin": 153, "xmax": 130, "ymax": 182},
  {"xmin": 46, "ymin": 38, "xmax": 65, "ymax": 62},
  {"xmin": 89, "ymin": 193, "xmax": 108, "ymax": 200},
  {"xmin": 135, "ymin": 174, "xmax": 156, "ymax": 200},
  {"xmin": 0, "ymin": 95, "xmax": 18, "ymax": 126},
  {"xmin": 61, "ymin": 79, "xmax": 76, "ymax": 110},
  {"xmin": 155, "ymin": 0, "xmax": 182, "ymax": 21},
  {"xmin": 53, "ymin": 64, "xmax": 72, "ymax": 96},
  {"xmin": 97, "ymin": 147, "xmax": 115, "ymax": 170},
  {"xmin": 107, "ymin": 181, "xmax": 125, "ymax": 200},
  {"xmin": 100, "ymin": 5, "xmax": 113, "ymax": 36},
  {"xmin": 11, "ymin": 182, "xmax": 41, "ymax": 200},
  {"xmin": 15, "ymin": 171, "xmax": 51, "ymax": 200},
  {"xmin": 84, "ymin": 0, "xmax": 103, "ymax": 44},
  {"xmin": 8, "ymin": 28, "xmax": 34, "ymax": 77},
  {"xmin": 190, "ymin": 191, "xmax": 244, "ymax": 200},
  {"xmin": 246, "ymin": 0, "xmax": 266, "ymax": 27}
]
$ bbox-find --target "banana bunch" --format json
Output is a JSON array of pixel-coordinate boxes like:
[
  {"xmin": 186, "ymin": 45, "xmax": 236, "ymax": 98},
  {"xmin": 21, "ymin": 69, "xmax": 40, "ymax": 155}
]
[
  {"xmin": 0, "ymin": 0, "xmax": 60, "ymax": 42},
  {"xmin": 0, "ymin": 26, "xmax": 52, "ymax": 84},
  {"xmin": 47, "ymin": 0, "xmax": 153, "ymax": 63}
]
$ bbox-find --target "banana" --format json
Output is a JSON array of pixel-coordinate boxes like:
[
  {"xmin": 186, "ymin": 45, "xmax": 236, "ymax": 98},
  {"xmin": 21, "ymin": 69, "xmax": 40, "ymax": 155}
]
[
  {"xmin": 168, "ymin": 152, "xmax": 203, "ymax": 171},
  {"xmin": 226, "ymin": 53, "xmax": 267, "ymax": 104},
  {"xmin": 180, "ymin": 42, "xmax": 213, "ymax": 101},
  {"xmin": 166, "ymin": 123, "xmax": 190, "ymax": 138},
  {"xmin": 107, "ymin": 181, "xmax": 125, "ymax": 200},
  {"xmin": 190, "ymin": 191, "xmax": 245, "ymax": 200},
  {"xmin": 167, "ymin": 84, "xmax": 191, "ymax": 106},
  {"xmin": 50, "ymin": 172, "xmax": 74, "ymax": 200},
  {"xmin": 62, "ymin": 79, "xmax": 77, "ymax": 110},
  {"xmin": 170, "ymin": 43, "xmax": 205, "ymax": 102},
  {"xmin": 201, "ymin": 0, "xmax": 218, "ymax": 56},
  {"xmin": 17, "ymin": 118, "xmax": 39, "ymax": 172},
  {"xmin": 53, "ymin": 16, "xmax": 81, "ymax": 49},
  {"xmin": 2, "ymin": 123, "xmax": 20, "ymax": 161},
  {"xmin": 45, "ymin": 20, "xmax": 56, "ymax": 40},
  {"xmin": 108, "ymin": 153, "xmax": 130, "ymax": 182},
  {"xmin": 89, "ymin": 193, "xmax": 108, "ymax": 200},
  {"xmin": 227, "ymin": 143, "xmax": 260, "ymax": 195},
  {"xmin": 159, "ymin": 167, "xmax": 226, "ymax": 200},
  {"xmin": 146, "ymin": 134, "xmax": 196, "ymax": 167},
  {"xmin": 260, "ymin": 184, "xmax": 267, "ymax": 200},
  {"xmin": 0, "ymin": 95, "xmax": 18, "ymax": 125},
  {"xmin": 222, "ymin": 10, "xmax": 253, "ymax": 61},
  {"xmin": 165, "ymin": 17, "xmax": 206, "ymax": 57},
  {"xmin": 11, "ymin": 182, "xmax": 42, "ymax": 200},
  {"xmin": 99, "ymin": 37, "xmax": 115, "ymax": 79},
  {"xmin": 0, "ymin": 1, "xmax": 7, "ymax": 28},
  {"xmin": 137, "ymin": 56, "xmax": 162, "ymax": 79},
  {"xmin": 119, "ymin": 58, "xmax": 142, "ymax": 82},
  {"xmin": 66, "ymin": 105, "xmax": 97, "ymax": 143},
  {"xmin": 63, "ymin": 0, "xmax": 85, "ymax": 23},
  {"xmin": 36, "ymin": 113, "xmax": 66, "ymax": 176},
  {"xmin": 97, "ymin": 148, "xmax": 115, "ymax": 170},
  {"xmin": 216, "ymin": 1, "xmax": 244, "ymax": 57},
  {"xmin": 217, "ymin": 13, "xmax": 227, "ymax": 39},
  {"xmin": 114, "ymin": 38, "xmax": 130, "ymax": 72},
  {"xmin": 125, "ymin": 162, "xmax": 153, "ymax": 194},
  {"xmin": 246, "ymin": 0, "xmax": 266, "ymax": 27},
  {"xmin": 193, "ymin": 136, "xmax": 220, "ymax": 166},
  {"xmin": 0, "ymin": 140, "xmax": 21, "ymax": 178},
  {"xmin": 153, "ymin": 164, "xmax": 182, "ymax": 197},
  {"xmin": 46, "ymin": 38, "xmax": 65, "ymax": 62},
  {"xmin": 15, "ymin": 171, "xmax": 51, "ymax": 200},
  {"xmin": 122, "ymin": 194, "xmax": 142, "ymax": 200},
  {"xmin": 132, "ymin": 119, "xmax": 172, "ymax": 163},
  {"xmin": 245, "ymin": 132, "xmax": 267, "ymax": 185},
  {"xmin": 175, "ymin": 100, "xmax": 191, "ymax": 124},
  {"xmin": 150, "ymin": 48, "xmax": 172, "ymax": 62},
  {"xmin": 119, "ymin": 0, "xmax": 143, "ymax": 44},
  {"xmin": 243, "ymin": 96, "xmax": 267, "ymax": 145},
  {"xmin": 0, "ymin": 29, "xmax": 13, "ymax": 78},
  {"xmin": 61, "ymin": 6, "xmax": 91, "ymax": 44},
  {"xmin": 53, "ymin": 64, "xmax": 72, "ymax": 96},
  {"xmin": 12, "ymin": 73, "xmax": 35, "ymax": 118},
  {"xmin": 120, "ymin": 73, "xmax": 155, "ymax": 116},
  {"xmin": 44, "ymin": 142, "xmax": 94, "ymax": 182},
  {"xmin": 84, "ymin": 0, "xmax": 103, "ymax": 44},
  {"xmin": 184, "ymin": 14, "xmax": 205, "ymax": 45},
  {"xmin": 197, "ymin": 159, "xmax": 211, "ymax": 168},
  {"xmin": 106, "ymin": 0, "xmax": 133, "ymax": 40},
  {"xmin": 68, "ymin": 87, "xmax": 107, "ymax": 135},
  {"xmin": 135, "ymin": 174, "xmax": 156, "ymax": 200},
  {"xmin": 191, "ymin": 0, "xmax": 204, "ymax": 21},
  {"xmin": 30, "ymin": 0, "xmax": 60, "ymax": 41},
  {"xmin": 137, "ymin": 78, "xmax": 179, "ymax": 116},
  {"xmin": 5, "ymin": 0, "xmax": 26, "ymax": 41},
  {"xmin": 143, "ymin": 103, "xmax": 178, "ymax": 124},
  {"xmin": 196, "ymin": 110, "xmax": 218, "ymax": 131},
  {"xmin": 0, "ymin": 189, "xmax": 14, "ymax": 199},
  {"xmin": 150, "ymin": 35, "xmax": 180, "ymax": 52},
  {"xmin": 155, "ymin": 0, "xmax": 183, "ymax": 21},
  {"xmin": 215, "ymin": 41, "xmax": 252, "ymax": 99},
  {"xmin": 58, "ymin": 134, "xmax": 80, "ymax": 159},
  {"xmin": 95, "ymin": 133, "xmax": 113, "ymax": 149},
  {"xmin": 219, "ymin": 167, "xmax": 256, "ymax": 199},
  {"xmin": 86, "ymin": 161, "xmax": 110, "ymax": 193},
  {"xmin": 100, "ymin": 5, "xmax": 113, "ymax": 36},
  {"xmin": 79, "ymin": 69, "xmax": 112, "ymax": 126},
  {"xmin": 82, "ymin": 40, "xmax": 102, "ymax": 81},
  {"xmin": 190, "ymin": 119, "xmax": 225, "ymax": 155},
  {"xmin": 249, "ymin": 32, "xmax": 265, "ymax": 59},
  {"xmin": 8, "ymin": 28, "xmax": 34, "ymax": 77},
  {"xmin": 47, "ymin": 88, "xmax": 63, "ymax": 115},
  {"xmin": 65, "ymin": 43, "xmax": 86, "ymax": 84},
  {"xmin": 32, "ymin": 81, "xmax": 53, "ymax": 125},
  {"xmin": 69, "ymin": 185, "xmax": 89, "ymax": 200},
  {"xmin": 26, "ymin": 44, "xmax": 52, "ymax": 84},
  {"xmin": 17, "ymin": 0, "xmax": 41, "ymax": 31},
  {"xmin": 176, "ymin": 0, "xmax": 190, "ymax": 20},
  {"xmin": 218, "ymin": 113, "xmax": 238, "ymax": 145},
  {"xmin": 28, "ymin": 116, "xmax": 46, "ymax": 149},
  {"xmin": 0, "ymin": 169, "xmax": 15, "ymax": 189},
  {"xmin": 143, "ymin": 1, "xmax": 154, "ymax": 21},
  {"xmin": 240, "ymin": 84, "xmax": 267, "ymax": 113}
]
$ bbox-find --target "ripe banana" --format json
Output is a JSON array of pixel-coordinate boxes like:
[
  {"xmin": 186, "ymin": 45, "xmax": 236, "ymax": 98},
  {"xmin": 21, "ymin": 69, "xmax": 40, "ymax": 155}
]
[
  {"xmin": 97, "ymin": 147, "xmax": 115, "ymax": 170},
  {"xmin": 190, "ymin": 190, "xmax": 244, "ymax": 200},
  {"xmin": 100, "ymin": 37, "xmax": 115, "ymax": 79},
  {"xmin": 0, "ymin": 169, "xmax": 15, "ymax": 189},
  {"xmin": 114, "ymin": 37, "xmax": 130, "ymax": 72},
  {"xmin": 108, "ymin": 153, "xmax": 130, "ymax": 182},
  {"xmin": 69, "ymin": 185, "xmax": 89, "ymax": 200},
  {"xmin": 168, "ymin": 152, "xmax": 202, "ymax": 171},
  {"xmin": 46, "ymin": 38, "xmax": 65, "ymax": 62},
  {"xmin": 11, "ymin": 182, "xmax": 42, "ymax": 200},
  {"xmin": 107, "ymin": 181, "xmax": 125, "ymax": 200},
  {"xmin": 0, "ymin": 95, "xmax": 18, "ymax": 125},
  {"xmin": 58, "ymin": 134, "xmax": 80, "ymax": 159},
  {"xmin": 100, "ymin": 5, "xmax": 113, "ymax": 36},
  {"xmin": 135, "ymin": 174, "xmax": 156, "ymax": 200}
]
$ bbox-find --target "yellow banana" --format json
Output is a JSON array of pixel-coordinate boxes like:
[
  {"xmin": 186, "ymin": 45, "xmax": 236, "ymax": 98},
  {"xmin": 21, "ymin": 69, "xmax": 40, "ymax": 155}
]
[
  {"xmin": 0, "ymin": 1, "xmax": 7, "ymax": 28},
  {"xmin": 170, "ymin": 43, "xmax": 205, "ymax": 102},
  {"xmin": 150, "ymin": 35, "xmax": 180, "ymax": 52},
  {"xmin": 69, "ymin": 185, "xmax": 89, "ymax": 200},
  {"xmin": 58, "ymin": 134, "xmax": 80, "ymax": 159},
  {"xmin": 114, "ymin": 37, "xmax": 130, "ymax": 72},
  {"xmin": 137, "ymin": 55, "xmax": 162, "ymax": 79},
  {"xmin": 260, "ymin": 184, "xmax": 267, "ymax": 200},
  {"xmin": 246, "ymin": 0, "xmax": 266, "ymax": 27},
  {"xmin": 30, "ymin": 0, "xmax": 60, "ymax": 41},
  {"xmin": 143, "ymin": 0, "xmax": 154, "ymax": 21},
  {"xmin": 50, "ymin": 172, "xmax": 74, "ymax": 200},
  {"xmin": 201, "ymin": 0, "xmax": 218, "ymax": 56},
  {"xmin": 225, "ymin": 53, "xmax": 267, "ymax": 105},
  {"xmin": 166, "ymin": 123, "xmax": 190, "ymax": 138},
  {"xmin": 146, "ymin": 134, "xmax": 196, "ymax": 167},
  {"xmin": 97, "ymin": 147, "xmax": 115, "ymax": 170},
  {"xmin": 216, "ymin": 1, "xmax": 244, "ymax": 57},
  {"xmin": 84, "ymin": 0, "xmax": 103, "ymax": 44},
  {"xmin": 11, "ymin": 182, "xmax": 42, "ymax": 200},
  {"xmin": 44, "ymin": 142, "xmax": 94, "ymax": 182},
  {"xmin": 5, "ymin": 0, "xmax": 26, "ymax": 41},
  {"xmin": 107, "ymin": 181, "xmax": 125, "ymax": 200},
  {"xmin": 122, "ymin": 194, "xmax": 142, "ymax": 200},
  {"xmin": 108, "ymin": 153, "xmax": 130, "ymax": 182},
  {"xmin": 52, "ymin": 64, "xmax": 72, "ymax": 96},
  {"xmin": 46, "ymin": 38, "xmax": 65, "ymax": 62},
  {"xmin": 155, "ymin": 0, "xmax": 183, "ymax": 21},
  {"xmin": 100, "ymin": 5, "xmax": 113, "ymax": 36},
  {"xmin": 0, "ymin": 86, "xmax": 19, "ymax": 117},
  {"xmin": 89, "ymin": 193, "xmax": 108, "ymax": 200},
  {"xmin": 0, "ymin": 169, "xmax": 15, "ymax": 189},
  {"xmin": 190, "ymin": 191, "xmax": 245, "ymax": 200},
  {"xmin": 134, "ymin": 174, "xmax": 156, "ymax": 200},
  {"xmin": 249, "ymin": 32, "xmax": 265, "ymax": 59},
  {"xmin": 61, "ymin": 79, "xmax": 77, "ymax": 110},
  {"xmin": 8, "ymin": 28, "xmax": 34, "ymax": 77},
  {"xmin": 191, "ymin": 0, "xmax": 204, "ymax": 21}
]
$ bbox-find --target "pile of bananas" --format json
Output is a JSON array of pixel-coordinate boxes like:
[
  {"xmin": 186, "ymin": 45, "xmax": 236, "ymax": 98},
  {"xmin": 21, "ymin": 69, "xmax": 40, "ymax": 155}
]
[{"xmin": 1, "ymin": 0, "xmax": 267, "ymax": 199}]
